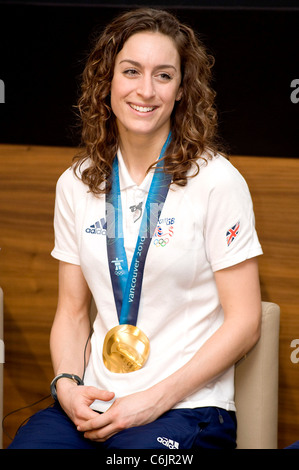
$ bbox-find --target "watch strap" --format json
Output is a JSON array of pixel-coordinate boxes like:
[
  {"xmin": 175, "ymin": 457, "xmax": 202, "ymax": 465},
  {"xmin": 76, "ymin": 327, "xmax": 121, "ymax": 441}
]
[{"xmin": 50, "ymin": 373, "xmax": 84, "ymax": 400}]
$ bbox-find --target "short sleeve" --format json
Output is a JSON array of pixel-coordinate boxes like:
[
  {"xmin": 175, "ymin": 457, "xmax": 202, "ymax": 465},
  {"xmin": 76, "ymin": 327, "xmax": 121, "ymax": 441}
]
[
  {"xmin": 204, "ymin": 159, "xmax": 263, "ymax": 271},
  {"xmin": 51, "ymin": 168, "xmax": 81, "ymax": 265}
]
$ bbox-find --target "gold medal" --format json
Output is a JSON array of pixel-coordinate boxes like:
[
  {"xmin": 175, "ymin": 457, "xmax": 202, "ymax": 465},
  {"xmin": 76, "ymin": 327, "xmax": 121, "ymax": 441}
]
[{"xmin": 103, "ymin": 324, "xmax": 150, "ymax": 373}]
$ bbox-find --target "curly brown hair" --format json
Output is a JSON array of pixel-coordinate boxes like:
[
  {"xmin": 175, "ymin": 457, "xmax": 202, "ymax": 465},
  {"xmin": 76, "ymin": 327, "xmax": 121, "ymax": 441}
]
[{"xmin": 73, "ymin": 8, "xmax": 223, "ymax": 194}]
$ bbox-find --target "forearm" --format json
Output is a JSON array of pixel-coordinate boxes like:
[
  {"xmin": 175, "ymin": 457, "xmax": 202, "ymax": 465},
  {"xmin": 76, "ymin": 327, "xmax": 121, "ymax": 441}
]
[
  {"xmin": 50, "ymin": 261, "xmax": 92, "ymax": 379},
  {"xmin": 50, "ymin": 303, "xmax": 116, "ymax": 426},
  {"xmin": 50, "ymin": 308, "xmax": 92, "ymax": 407},
  {"xmin": 50, "ymin": 308, "xmax": 91, "ymax": 378}
]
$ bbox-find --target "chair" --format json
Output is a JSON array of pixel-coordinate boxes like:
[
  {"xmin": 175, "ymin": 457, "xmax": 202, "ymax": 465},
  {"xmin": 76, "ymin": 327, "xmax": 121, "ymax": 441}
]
[
  {"xmin": 234, "ymin": 301, "xmax": 280, "ymax": 449},
  {"xmin": 0, "ymin": 287, "xmax": 4, "ymax": 449}
]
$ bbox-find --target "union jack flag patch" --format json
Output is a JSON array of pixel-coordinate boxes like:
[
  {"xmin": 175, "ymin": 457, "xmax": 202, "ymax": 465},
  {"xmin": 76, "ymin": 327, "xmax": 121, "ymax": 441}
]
[{"xmin": 226, "ymin": 221, "xmax": 240, "ymax": 247}]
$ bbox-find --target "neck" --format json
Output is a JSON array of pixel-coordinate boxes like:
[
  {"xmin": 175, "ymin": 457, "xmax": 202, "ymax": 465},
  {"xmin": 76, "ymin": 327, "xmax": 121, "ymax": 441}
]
[{"xmin": 118, "ymin": 130, "xmax": 169, "ymax": 185}]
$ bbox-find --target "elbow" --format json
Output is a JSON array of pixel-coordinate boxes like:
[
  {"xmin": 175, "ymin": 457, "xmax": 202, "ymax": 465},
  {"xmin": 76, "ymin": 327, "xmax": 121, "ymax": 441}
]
[
  {"xmin": 246, "ymin": 304, "xmax": 262, "ymax": 353},
  {"xmin": 251, "ymin": 321, "xmax": 261, "ymax": 350}
]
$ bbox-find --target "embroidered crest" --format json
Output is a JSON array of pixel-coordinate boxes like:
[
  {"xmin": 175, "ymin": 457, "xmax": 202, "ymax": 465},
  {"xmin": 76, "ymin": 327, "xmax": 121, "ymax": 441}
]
[
  {"xmin": 226, "ymin": 221, "xmax": 240, "ymax": 246},
  {"xmin": 153, "ymin": 217, "xmax": 175, "ymax": 248}
]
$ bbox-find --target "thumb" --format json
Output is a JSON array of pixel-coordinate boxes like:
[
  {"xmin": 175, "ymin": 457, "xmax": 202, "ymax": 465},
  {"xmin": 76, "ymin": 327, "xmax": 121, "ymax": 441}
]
[{"xmin": 83, "ymin": 386, "xmax": 115, "ymax": 403}]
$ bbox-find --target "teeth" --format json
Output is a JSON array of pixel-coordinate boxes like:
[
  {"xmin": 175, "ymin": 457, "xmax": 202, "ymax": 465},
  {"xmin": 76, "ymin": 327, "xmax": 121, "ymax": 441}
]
[{"xmin": 130, "ymin": 104, "xmax": 155, "ymax": 113}]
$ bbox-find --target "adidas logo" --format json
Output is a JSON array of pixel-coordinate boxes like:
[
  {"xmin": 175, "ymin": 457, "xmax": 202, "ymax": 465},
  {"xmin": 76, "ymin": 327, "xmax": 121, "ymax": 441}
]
[
  {"xmin": 157, "ymin": 437, "xmax": 179, "ymax": 449},
  {"xmin": 85, "ymin": 218, "xmax": 107, "ymax": 235}
]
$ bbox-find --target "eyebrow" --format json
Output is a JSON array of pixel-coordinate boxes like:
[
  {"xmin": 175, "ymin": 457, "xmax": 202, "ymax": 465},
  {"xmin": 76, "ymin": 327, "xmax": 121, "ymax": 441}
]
[{"xmin": 119, "ymin": 59, "xmax": 178, "ymax": 72}]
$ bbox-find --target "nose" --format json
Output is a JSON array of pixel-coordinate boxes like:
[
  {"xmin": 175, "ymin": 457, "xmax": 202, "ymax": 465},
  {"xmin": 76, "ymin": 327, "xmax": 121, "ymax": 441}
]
[{"xmin": 137, "ymin": 74, "xmax": 156, "ymax": 100}]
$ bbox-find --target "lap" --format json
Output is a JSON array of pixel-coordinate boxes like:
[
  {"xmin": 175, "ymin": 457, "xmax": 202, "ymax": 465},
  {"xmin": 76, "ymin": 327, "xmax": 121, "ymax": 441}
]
[
  {"xmin": 7, "ymin": 402, "xmax": 97, "ymax": 449},
  {"xmin": 105, "ymin": 407, "xmax": 236, "ymax": 449},
  {"xmin": 7, "ymin": 402, "xmax": 236, "ymax": 450}
]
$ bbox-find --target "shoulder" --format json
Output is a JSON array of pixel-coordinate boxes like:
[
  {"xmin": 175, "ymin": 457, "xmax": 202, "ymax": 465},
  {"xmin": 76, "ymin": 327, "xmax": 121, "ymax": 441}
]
[
  {"xmin": 188, "ymin": 153, "xmax": 249, "ymax": 193},
  {"xmin": 182, "ymin": 154, "xmax": 253, "ymax": 214},
  {"xmin": 56, "ymin": 159, "xmax": 90, "ymax": 191},
  {"xmin": 55, "ymin": 160, "xmax": 91, "ymax": 206},
  {"xmin": 200, "ymin": 154, "xmax": 245, "ymax": 182}
]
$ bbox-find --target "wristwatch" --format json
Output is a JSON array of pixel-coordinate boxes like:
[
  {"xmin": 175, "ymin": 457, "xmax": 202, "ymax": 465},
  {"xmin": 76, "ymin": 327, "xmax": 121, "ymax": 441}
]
[{"xmin": 50, "ymin": 373, "xmax": 84, "ymax": 400}]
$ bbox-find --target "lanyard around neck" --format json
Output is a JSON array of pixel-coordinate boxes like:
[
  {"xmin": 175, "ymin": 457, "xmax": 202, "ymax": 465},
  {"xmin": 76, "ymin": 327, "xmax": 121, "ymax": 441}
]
[{"xmin": 106, "ymin": 133, "xmax": 172, "ymax": 326}]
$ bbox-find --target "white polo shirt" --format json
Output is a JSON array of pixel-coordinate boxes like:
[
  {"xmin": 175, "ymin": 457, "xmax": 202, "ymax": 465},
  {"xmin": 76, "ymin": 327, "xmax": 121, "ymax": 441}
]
[{"xmin": 51, "ymin": 152, "xmax": 262, "ymax": 413}]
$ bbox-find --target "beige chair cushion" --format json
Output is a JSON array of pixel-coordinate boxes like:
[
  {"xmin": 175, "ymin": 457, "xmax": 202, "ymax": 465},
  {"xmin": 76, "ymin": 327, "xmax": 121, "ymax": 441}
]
[{"xmin": 235, "ymin": 301, "xmax": 280, "ymax": 449}]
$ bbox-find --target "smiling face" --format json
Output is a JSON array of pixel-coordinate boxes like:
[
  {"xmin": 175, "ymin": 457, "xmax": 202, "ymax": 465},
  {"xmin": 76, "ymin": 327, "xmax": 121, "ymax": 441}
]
[{"xmin": 110, "ymin": 31, "xmax": 182, "ymax": 143}]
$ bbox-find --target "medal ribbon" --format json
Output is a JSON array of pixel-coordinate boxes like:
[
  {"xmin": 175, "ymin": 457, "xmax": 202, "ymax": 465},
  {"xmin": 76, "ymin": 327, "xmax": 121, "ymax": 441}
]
[{"xmin": 106, "ymin": 133, "xmax": 172, "ymax": 326}]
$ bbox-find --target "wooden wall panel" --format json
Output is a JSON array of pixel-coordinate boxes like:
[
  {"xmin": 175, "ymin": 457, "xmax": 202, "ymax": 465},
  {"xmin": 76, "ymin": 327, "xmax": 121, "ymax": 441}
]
[
  {"xmin": 230, "ymin": 156, "xmax": 299, "ymax": 449},
  {"xmin": 0, "ymin": 145, "xmax": 298, "ymax": 449},
  {"xmin": 0, "ymin": 145, "xmax": 75, "ymax": 448}
]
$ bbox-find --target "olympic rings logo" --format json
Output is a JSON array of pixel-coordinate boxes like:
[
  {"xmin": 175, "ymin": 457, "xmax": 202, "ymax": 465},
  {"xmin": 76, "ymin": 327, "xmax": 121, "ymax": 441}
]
[
  {"xmin": 153, "ymin": 238, "xmax": 169, "ymax": 247},
  {"xmin": 115, "ymin": 270, "xmax": 124, "ymax": 276}
]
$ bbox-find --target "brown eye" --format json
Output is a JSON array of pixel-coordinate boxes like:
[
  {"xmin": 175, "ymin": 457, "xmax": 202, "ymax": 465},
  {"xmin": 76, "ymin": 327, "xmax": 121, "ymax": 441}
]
[{"xmin": 123, "ymin": 69, "xmax": 139, "ymax": 76}]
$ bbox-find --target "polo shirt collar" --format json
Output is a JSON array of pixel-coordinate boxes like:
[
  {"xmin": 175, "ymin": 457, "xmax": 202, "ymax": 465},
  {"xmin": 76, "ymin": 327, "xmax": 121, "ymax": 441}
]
[{"xmin": 117, "ymin": 148, "xmax": 154, "ymax": 193}]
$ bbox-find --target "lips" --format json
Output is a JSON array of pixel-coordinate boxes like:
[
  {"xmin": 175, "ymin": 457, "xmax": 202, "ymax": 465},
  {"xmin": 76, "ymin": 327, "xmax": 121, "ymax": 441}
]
[{"xmin": 129, "ymin": 103, "xmax": 156, "ymax": 113}]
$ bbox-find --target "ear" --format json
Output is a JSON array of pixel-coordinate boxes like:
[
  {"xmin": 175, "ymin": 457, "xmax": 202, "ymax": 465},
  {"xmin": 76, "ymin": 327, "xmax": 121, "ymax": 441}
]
[{"xmin": 175, "ymin": 86, "xmax": 183, "ymax": 101}]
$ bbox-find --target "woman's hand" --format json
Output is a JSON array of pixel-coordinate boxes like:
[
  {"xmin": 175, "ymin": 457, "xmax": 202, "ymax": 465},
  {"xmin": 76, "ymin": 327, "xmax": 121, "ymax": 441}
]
[
  {"xmin": 76, "ymin": 387, "xmax": 164, "ymax": 442},
  {"xmin": 56, "ymin": 379, "xmax": 115, "ymax": 429}
]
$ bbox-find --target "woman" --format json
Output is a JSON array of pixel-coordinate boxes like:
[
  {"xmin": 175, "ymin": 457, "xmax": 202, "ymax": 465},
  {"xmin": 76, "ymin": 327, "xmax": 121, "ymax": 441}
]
[{"xmin": 9, "ymin": 8, "xmax": 262, "ymax": 449}]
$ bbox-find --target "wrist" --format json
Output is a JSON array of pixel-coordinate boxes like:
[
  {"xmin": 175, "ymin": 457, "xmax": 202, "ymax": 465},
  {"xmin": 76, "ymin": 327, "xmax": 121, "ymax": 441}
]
[
  {"xmin": 50, "ymin": 373, "xmax": 84, "ymax": 400},
  {"xmin": 151, "ymin": 375, "xmax": 183, "ymax": 412},
  {"xmin": 148, "ymin": 381, "xmax": 175, "ymax": 416}
]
